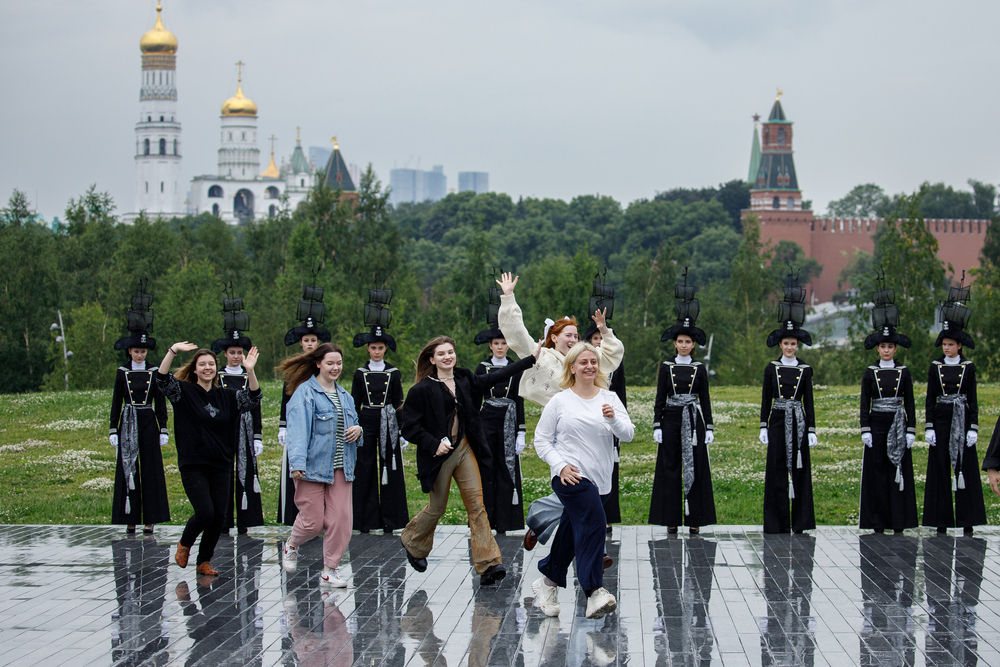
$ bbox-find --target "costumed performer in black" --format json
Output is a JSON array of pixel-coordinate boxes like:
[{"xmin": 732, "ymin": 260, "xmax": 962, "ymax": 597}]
[
  {"xmin": 211, "ymin": 286, "xmax": 264, "ymax": 535},
  {"xmin": 858, "ymin": 274, "xmax": 918, "ymax": 533},
  {"xmin": 760, "ymin": 272, "xmax": 817, "ymax": 534},
  {"xmin": 156, "ymin": 342, "xmax": 262, "ymax": 576},
  {"xmin": 473, "ymin": 276, "xmax": 526, "ymax": 536},
  {"xmin": 277, "ymin": 280, "xmax": 329, "ymax": 526},
  {"xmin": 398, "ymin": 335, "xmax": 540, "ymax": 585},
  {"xmin": 109, "ymin": 278, "xmax": 170, "ymax": 534},
  {"xmin": 351, "ymin": 280, "xmax": 409, "ymax": 534},
  {"xmin": 649, "ymin": 269, "xmax": 716, "ymax": 534},
  {"xmin": 923, "ymin": 277, "xmax": 986, "ymax": 534}
]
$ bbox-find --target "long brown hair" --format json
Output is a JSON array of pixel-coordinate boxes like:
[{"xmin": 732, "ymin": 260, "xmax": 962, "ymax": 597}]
[
  {"xmin": 414, "ymin": 336, "xmax": 456, "ymax": 384},
  {"xmin": 279, "ymin": 342, "xmax": 345, "ymax": 396},
  {"xmin": 545, "ymin": 317, "xmax": 579, "ymax": 349},
  {"xmin": 175, "ymin": 349, "xmax": 220, "ymax": 386}
]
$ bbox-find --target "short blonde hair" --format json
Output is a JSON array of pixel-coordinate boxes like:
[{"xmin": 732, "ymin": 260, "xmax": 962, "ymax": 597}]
[{"xmin": 559, "ymin": 342, "xmax": 609, "ymax": 389}]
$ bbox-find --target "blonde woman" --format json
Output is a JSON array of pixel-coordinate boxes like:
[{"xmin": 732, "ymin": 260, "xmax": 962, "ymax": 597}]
[{"xmin": 531, "ymin": 343, "xmax": 634, "ymax": 620}]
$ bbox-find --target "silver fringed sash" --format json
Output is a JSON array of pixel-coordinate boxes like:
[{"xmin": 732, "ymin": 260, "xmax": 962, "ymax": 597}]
[
  {"xmin": 379, "ymin": 404, "xmax": 400, "ymax": 486},
  {"xmin": 236, "ymin": 389, "xmax": 261, "ymax": 509},
  {"xmin": 666, "ymin": 394, "xmax": 700, "ymax": 509},
  {"xmin": 120, "ymin": 403, "xmax": 139, "ymax": 515},
  {"xmin": 937, "ymin": 394, "xmax": 968, "ymax": 490},
  {"xmin": 772, "ymin": 397, "xmax": 805, "ymax": 499},
  {"xmin": 872, "ymin": 397, "xmax": 907, "ymax": 490},
  {"xmin": 485, "ymin": 397, "xmax": 519, "ymax": 504}
]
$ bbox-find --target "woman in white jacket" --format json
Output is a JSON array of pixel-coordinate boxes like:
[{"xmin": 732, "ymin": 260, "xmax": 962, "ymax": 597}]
[{"xmin": 530, "ymin": 343, "xmax": 634, "ymax": 620}]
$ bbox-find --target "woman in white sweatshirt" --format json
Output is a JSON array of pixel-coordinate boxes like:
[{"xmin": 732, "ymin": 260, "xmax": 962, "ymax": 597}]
[{"xmin": 530, "ymin": 343, "xmax": 634, "ymax": 621}]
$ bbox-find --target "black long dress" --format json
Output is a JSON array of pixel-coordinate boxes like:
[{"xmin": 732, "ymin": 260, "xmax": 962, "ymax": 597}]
[
  {"xmin": 858, "ymin": 362, "xmax": 918, "ymax": 530},
  {"xmin": 109, "ymin": 361, "xmax": 171, "ymax": 525},
  {"xmin": 760, "ymin": 359, "xmax": 816, "ymax": 534},
  {"xmin": 219, "ymin": 367, "xmax": 264, "ymax": 531},
  {"xmin": 649, "ymin": 357, "xmax": 716, "ymax": 527},
  {"xmin": 277, "ymin": 383, "xmax": 297, "ymax": 526},
  {"xmin": 603, "ymin": 361, "xmax": 627, "ymax": 524},
  {"xmin": 474, "ymin": 358, "xmax": 526, "ymax": 533},
  {"xmin": 922, "ymin": 356, "xmax": 986, "ymax": 529},
  {"xmin": 351, "ymin": 361, "xmax": 409, "ymax": 532}
]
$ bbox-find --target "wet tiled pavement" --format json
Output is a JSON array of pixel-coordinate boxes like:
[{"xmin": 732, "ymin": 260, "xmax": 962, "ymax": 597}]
[{"xmin": 0, "ymin": 525, "xmax": 998, "ymax": 666}]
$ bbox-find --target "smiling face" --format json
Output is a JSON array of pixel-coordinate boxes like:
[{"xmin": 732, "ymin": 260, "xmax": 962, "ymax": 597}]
[
  {"xmin": 588, "ymin": 331, "xmax": 603, "ymax": 348},
  {"xmin": 300, "ymin": 334, "xmax": 319, "ymax": 354},
  {"xmin": 878, "ymin": 342, "xmax": 897, "ymax": 361},
  {"xmin": 316, "ymin": 351, "xmax": 344, "ymax": 383},
  {"xmin": 551, "ymin": 326, "xmax": 579, "ymax": 355},
  {"xmin": 941, "ymin": 338, "xmax": 962, "ymax": 358},
  {"xmin": 368, "ymin": 342, "xmax": 387, "ymax": 363},
  {"xmin": 194, "ymin": 353, "xmax": 217, "ymax": 384},
  {"xmin": 780, "ymin": 338, "xmax": 799, "ymax": 359},
  {"xmin": 673, "ymin": 334, "xmax": 695, "ymax": 358},
  {"xmin": 571, "ymin": 350, "xmax": 600, "ymax": 385},
  {"xmin": 224, "ymin": 346, "xmax": 244, "ymax": 368},
  {"xmin": 430, "ymin": 343, "xmax": 457, "ymax": 373},
  {"xmin": 489, "ymin": 338, "xmax": 509, "ymax": 359},
  {"xmin": 128, "ymin": 347, "xmax": 148, "ymax": 364}
]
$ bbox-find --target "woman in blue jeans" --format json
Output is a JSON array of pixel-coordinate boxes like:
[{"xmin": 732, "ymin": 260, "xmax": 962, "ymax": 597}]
[{"xmin": 531, "ymin": 343, "xmax": 634, "ymax": 620}]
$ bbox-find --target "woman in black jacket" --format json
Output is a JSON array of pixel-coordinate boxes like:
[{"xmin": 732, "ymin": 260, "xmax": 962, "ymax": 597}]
[
  {"xmin": 156, "ymin": 342, "xmax": 262, "ymax": 576},
  {"xmin": 398, "ymin": 335, "xmax": 539, "ymax": 585}
]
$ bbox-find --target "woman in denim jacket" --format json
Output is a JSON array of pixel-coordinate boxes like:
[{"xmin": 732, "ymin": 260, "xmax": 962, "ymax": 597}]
[{"xmin": 279, "ymin": 342, "xmax": 363, "ymax": 588}]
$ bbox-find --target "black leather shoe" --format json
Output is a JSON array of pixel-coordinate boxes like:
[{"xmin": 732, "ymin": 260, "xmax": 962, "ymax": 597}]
[
  {"xmin": 480, "ymin": 564, "xmax": 506, "ymax": 586},
  {"xmin": 402, "ymin": 540, "xmax": 427, "ymax": 572}
]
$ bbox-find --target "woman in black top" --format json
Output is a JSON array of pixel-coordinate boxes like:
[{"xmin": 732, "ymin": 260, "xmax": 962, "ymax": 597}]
[
  {"xmin": 156, "ymin": 342, "xmax": 261, "ymax": 576},
  {"xmin": 398, "ymin": 335, "xmax": 539, "ymax": 585}
]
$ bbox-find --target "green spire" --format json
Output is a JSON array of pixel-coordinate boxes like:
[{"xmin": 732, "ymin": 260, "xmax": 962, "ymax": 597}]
[{"xmin": 747, "ymin": 115, "xmax": 762, "ymax": 185}]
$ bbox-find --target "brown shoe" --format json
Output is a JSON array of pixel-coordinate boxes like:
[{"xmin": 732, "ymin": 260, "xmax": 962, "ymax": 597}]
[
  {"xmin": 196, "ymin": 562, "xmax": 219, "ymax": 576},
  {"xmin": 603, "ymin": 556, "xmax": 613, "ymax": 571},
  {"xmin": 175, "ymin": 542, "xmax": 190, "ymax": 568},
  {"xmin": 523, "ymin": 528, "xmax": 538, "ymax": 551},
  {"xmin": 174, "ymin": 581, "xmax": 191, "ymax": 601}
]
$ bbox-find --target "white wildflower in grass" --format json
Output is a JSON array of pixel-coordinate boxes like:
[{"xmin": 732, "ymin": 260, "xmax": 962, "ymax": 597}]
[
  {"xmin": 261, "ymin": 416, "xmax": 279, "ymax": 427},
  {"xmin": 257, "ymin": 460, "xmax": 282, "ymax": 486},
  {"xmin": 618, "ymin": 453, "xmax": 657, "ymax": 465},
  {"xmin": 0, "ymin": 439, "xmax": 53, "ymax": 455},
  {"xmin": 41, "ymin": 419, "xmax": 101, "ymax": 432},
  {"xmin": 816, "ymin": 427, "xmax": 859, "ymax": 437},
  {"xmin": 80, "ymin": 477, "xmax": 115, "ymax": 492},
  {"xmin": 39, "ymin": 450, "xmax": 114, "ymax": 473},
  {"xmin": 814, "ymin": 459, "xmax": 861, "ymax": 474},
  {"xmin": 164, "ymin": 464, "xmax": 179, "ymax": 475}
]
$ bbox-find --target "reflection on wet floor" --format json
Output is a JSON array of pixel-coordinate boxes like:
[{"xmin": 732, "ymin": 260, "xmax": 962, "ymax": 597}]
[{"xmin": 0, "ymin": 525, "xmax": 998, "ymax": 665}]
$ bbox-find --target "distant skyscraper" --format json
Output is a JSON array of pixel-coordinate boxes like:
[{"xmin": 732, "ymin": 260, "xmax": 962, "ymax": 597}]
[
  {"xmin": 309, "ymin": 146, "xmax": 331, "ymax": 171},
  {"xmin": 458, "ymin": 171, "xmax": 489, "ymax": 194},
  {"xmin": 389, "ymin": 165, "xmax": 447, "ymax": 205}
]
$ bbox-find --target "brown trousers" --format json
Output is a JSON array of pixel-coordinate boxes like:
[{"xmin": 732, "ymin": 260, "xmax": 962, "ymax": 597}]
[{"xmin": 401, "ymin": 438, "xmax": 501, "ymax": 575}]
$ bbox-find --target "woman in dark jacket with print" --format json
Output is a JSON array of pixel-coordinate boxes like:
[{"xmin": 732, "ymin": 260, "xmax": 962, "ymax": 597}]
[{"xmin": 156, "ymin": 342, "xmax": 262, "ymax": 576}]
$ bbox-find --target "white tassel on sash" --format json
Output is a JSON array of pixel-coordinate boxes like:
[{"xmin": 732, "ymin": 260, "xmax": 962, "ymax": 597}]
[
  {"xmin": 958, "ymin": 472, "xmax": 966, "ymax": 489},
  {"xmin": 125, "ymin": 497, "xmax": 131, "ymax": 515},
  {"xmin": 381, "ymin": 467, "xmax": 388, "ymax": 486},
  {"xmin": 128, "ymin": 473, "xmax": 135, "ymax": 490},
  {"xmin": 242, "ymin": 492, "xmax": 248, "ymax": 510},
  {"xmin": 896, "ymin": 466, "xmax": 903, "ymax": 491},
  {"xmin": 952, "ymin": 476, "xmax": 957, "ymax": 492},
  {"xmin": 253, "ymin": 475, "xmax": 261, "ymax": 494},
  {"xmin": 685, "ymin": 499, "xmax": 690, "ymax": 516},
  {"xmin": 789, "ymin": 477, "xmax": 795, "ymax": 499},
  {"xmin": 392, "ymin": 455, "xmax": 397, "ymax": 470},
  {"xmin": 512, "ymin": 489, "xmax": 519, "ymax": 505},
  {"xmin": 796, "ymin": 450, "xmax": 803, "ymax": 469}
]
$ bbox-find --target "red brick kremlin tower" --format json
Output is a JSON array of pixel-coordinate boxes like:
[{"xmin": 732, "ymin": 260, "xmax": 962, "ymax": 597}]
[{"xmin": 743, "ymin": 93, "xmax": 991, "ymax": 304}]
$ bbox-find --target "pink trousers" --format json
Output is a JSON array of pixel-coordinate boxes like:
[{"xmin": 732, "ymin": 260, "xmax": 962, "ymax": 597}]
[{"xmin": 290, "ymin": 471, "xmax": 353, "ymax": 569}]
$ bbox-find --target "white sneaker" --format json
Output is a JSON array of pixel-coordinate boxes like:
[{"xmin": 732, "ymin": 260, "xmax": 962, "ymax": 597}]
[
  {"xmin": 585, "ymin": 587, "xmax": 616, "ymax": 619},
  {"xmin": 586, "ymin": 632, "xmax": 616, "ymax": 666},
  {"xmin": 282, "ymin": 542, "xmax": 298, "ymax": 574},
  {"xmin": 320, "ymin": 569, "xmax": 348, "ymax": 588},
  {"xmin": 531, "ymin": 577, "xmax": 560, "ymax": 617}
]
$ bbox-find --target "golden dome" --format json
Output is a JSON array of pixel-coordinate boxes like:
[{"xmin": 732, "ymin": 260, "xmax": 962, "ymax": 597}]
[
  {"xmin": 140, "ymin": 3, "xmax": 177, "ymax": 55},
  {"xmin": 221, "ymin": 81, "xmax": 257, "ymax": 117}
]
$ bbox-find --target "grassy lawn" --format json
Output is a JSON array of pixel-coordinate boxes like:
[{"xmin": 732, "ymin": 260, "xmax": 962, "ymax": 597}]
[{"xmin": 2, "ymin": 382, "xmax": 999, "ymax": 526}]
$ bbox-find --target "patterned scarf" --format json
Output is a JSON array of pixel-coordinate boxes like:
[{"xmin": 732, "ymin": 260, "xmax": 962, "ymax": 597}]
[
  {"xmin": 379, "ymin": 405, "xmax": 400, "ymax": 486},
  {"xmin": 772, "ymin": 398, "xmax": 805, "ymax": 499},
  {"xmin": 236, "ymin": 390, "xmax": 260, "ymax": 509},
  {"xmin": 872, "ymin": 397, "xmax": 907, "ymax": 490},
  {"xmin": 667, "ymin": 393, "xmax": 700, "ymax": 514},
  {"xmin": 119, "ymin": 403, "xmax": 139, "ymax": 515},
  {"xmin": 485, "ymin": 397, "xmax": 518, "ymax": 504},
  {"xmin": 937, "ymin": 394, "xmax": 968, "ymax": 490}
]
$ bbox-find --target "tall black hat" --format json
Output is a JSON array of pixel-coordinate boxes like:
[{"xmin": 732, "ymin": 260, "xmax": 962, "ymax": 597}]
[
  {"xmin": 352, "ymin": 275, "xmax": 396, "ymax": 352},
  {"xmin": 864, "ymin": 269, "xmax": 912, "ymax": 350},
  {"xmin": 211, "ymin": 283, "xmax": 252, "ymax": 354},
  {"xmin": 474, "ymin": 270, "xmax": 505, "ymax": 346},
  {"xmin": 284, "ymin": 273, "xmax": 332, "ymax": 346},
  {"xmin": 582, "ymin": 269, "xmax": 616, "ymax": 342},
  {"xmin": 766, "ymin": 268, "xmax": 812, "ymax": 347},
  {"xmin": 114, "ymin": 278, "xmax": 157, "ymax": 350},
  {"xmin": 935, "ymin": 272, "xmax": 974, "ymax": 349},
  {"xmin": 660, "ymin": 267, "xmax": 707, "ymax": 346}
]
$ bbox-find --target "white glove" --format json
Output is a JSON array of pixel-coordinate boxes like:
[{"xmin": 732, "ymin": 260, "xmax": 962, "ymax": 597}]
[
  {"xmin": 926, "ymin": 430, "xmax": 936, "ymax": 446},
  {"xmin": 278, "ymin": 427, "xmax": 287, "ymax": 447},
  {"xmin": 759, "ymin": 428, "xmax": 768, "ymax": 445},
  {"xmin": 906, "ymin": 433, "xmax": 915, "ymax": 449},
  {"xmin": 159, "ymin": 434, "xmax": 169, "ymax": 448},
  {"xmin": 653, "ymin": 429, "xmax": 663, "ymax": 444},
  {"xmin": 515, "ymin": 432, "xmax": 526, "ymax": 454},
  {"xmin": 704, "ymin": 430, "xmax": 714, "ymax": 445},
  {"xmin": 400, "ymin": 437, "xmax": 409, "ymax": 450},
  {"xmin": 967, "ymin": 430, "xmax": 978, "ymax": 447},
  {"xmin": 253, "ymin": 439, "xmax": 263, "ymax": 457},
  {"xmin": 861, "ymin": 433, "xmax": 873, "ymax": 448},
  {"xmin": 109, "ymin": 434, "xmax": 118, "ymax": 448},
  {"xmin": 808, "ymin": 433, "xmax": 818, "ymax": 448}
]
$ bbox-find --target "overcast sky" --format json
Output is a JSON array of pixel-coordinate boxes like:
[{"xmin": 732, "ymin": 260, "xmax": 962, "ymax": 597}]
[{"xmin": 2, "ymin": 1, "xmax": 998, "ymax": 219}]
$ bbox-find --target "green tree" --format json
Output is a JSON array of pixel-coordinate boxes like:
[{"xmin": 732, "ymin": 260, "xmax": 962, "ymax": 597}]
[
  {"xmin": 0, "ymin": 189, "xmax": 33, "ymax": 227},
  {"xmin": 968, "ymin": 179, "xmax": 996, "ymax": 220},
  {"xmin": 826, "ymin": 183, "xmax": 890, "ymax": 218}
]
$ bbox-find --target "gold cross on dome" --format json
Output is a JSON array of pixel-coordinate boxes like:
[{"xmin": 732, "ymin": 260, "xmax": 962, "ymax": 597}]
[
  {"xmin": 296, "ymin": 126, "xmax": 301, "ymax": 142},
  {"xmin": 236, "ymin": 60, "xmax": 245, "ymax": 82},
  {"xmin": 268, "ymin": 135, "xmax": 277, "ymax": 155}
]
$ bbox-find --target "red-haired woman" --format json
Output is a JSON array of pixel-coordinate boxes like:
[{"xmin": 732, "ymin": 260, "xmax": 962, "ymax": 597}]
[
  {"xmin": 156, "ymin": 342, "xmax": 261, "ymax": 576},
  {"xmin": 398, "ymin": 336, "xmax": 540, "ymax": 585}
]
